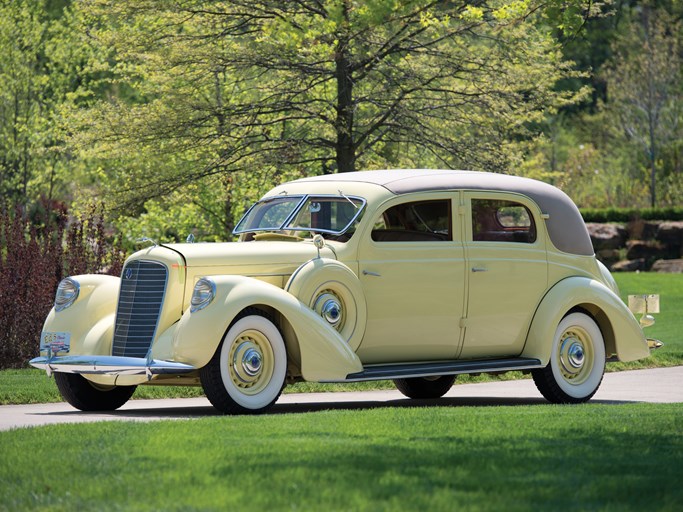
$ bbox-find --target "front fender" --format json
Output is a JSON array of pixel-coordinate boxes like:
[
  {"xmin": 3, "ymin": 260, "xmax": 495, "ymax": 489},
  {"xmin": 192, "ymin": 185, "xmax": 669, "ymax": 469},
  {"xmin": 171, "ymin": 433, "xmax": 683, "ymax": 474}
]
[
  {"xmin": 521, "ymin": 277, "xmax": 650, "ymax": 365},
  {"xmin": 169, "ymin": 275, "xmax": 363, "ymax": 381},
  {"xmin": 40, "ymin": 274, "xmax": 120, "ymax": 357}
]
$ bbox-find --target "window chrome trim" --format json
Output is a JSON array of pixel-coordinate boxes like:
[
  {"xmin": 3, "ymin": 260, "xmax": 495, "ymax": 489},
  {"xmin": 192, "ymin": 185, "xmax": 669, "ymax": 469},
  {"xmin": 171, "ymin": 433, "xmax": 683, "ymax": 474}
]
[
  {"xmin": 233, "ymin": 194, "xmax": 367, "ymax": 236},
  {"xmin": 233, "ymin": 195, "xmax": 306, "ymax": 234}
]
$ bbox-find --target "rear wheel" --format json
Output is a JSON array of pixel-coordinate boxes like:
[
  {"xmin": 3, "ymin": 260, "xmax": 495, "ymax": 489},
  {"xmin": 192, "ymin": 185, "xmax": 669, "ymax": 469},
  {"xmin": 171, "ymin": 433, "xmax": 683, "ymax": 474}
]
[
  {"xmin": 532, "ymin": 312, "xmax": 605, "ymax": 404},
  {"xmin": 54, "ymin": 373, "xmax": 136, "ymax": 411},
  {"xmin": 394, "ymin": 375, "xmax": 456, "ymax": 399},
  {"xmin": 200, "ymin": 312, "xmax": 287, "ymax": 415}
]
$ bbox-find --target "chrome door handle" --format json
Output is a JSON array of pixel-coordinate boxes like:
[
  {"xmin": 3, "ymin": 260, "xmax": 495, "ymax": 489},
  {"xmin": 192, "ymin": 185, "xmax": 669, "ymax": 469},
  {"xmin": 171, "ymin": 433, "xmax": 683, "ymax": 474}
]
[
  {"xmin": 362, "ymin": 270, "xmax": 381, "ymax": 277},
  {"xmin": 471, "ymin": 267, "xmax": 488, "ymax": 273}
]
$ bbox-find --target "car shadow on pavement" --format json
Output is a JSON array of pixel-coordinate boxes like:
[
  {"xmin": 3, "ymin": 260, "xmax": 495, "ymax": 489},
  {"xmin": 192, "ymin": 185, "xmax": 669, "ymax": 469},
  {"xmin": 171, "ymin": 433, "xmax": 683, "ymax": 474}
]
[
  {"xmin": 33, "ymin": 396, "xmax": 638, "ymax": 420},
  {"xmin": 270, "ymin": 396, "xmax": 637, "ymax": 414}
]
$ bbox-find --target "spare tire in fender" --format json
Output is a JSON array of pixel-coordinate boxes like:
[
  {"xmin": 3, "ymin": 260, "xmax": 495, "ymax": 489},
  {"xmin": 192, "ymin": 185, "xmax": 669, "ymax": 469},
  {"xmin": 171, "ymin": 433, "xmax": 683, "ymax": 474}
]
[{"xmin": 286, "ymin": 258, "xmax": 367, "ymax": 351}]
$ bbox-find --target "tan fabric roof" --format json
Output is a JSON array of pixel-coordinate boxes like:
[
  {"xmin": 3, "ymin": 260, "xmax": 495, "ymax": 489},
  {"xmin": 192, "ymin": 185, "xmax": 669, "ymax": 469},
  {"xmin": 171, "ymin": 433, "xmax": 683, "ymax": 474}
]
[{"xmin": 295, "ymin": 169, "xmax": 594, "ymax": 256}]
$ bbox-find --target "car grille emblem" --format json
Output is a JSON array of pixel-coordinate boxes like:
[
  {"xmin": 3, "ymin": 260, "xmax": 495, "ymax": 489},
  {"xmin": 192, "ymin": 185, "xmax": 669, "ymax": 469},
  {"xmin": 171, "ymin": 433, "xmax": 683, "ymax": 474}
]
[{"xmin": 124, "ymin": 267, "xmax": 133, "ymax": 280}]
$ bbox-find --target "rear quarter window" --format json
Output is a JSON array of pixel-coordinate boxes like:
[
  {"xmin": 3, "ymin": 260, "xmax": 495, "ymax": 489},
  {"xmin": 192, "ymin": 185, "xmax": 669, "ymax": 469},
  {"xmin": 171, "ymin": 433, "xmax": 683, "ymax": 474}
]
[{"xmin": 471, "ymin": 199, "xmax": 536, "ymax": 243}]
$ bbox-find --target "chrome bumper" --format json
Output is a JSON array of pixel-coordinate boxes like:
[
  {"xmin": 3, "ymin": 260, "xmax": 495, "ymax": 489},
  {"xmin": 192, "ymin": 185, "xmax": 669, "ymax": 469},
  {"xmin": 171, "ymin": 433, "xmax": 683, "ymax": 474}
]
[{"xmin": 29, "ymin": 355, "xmax": 197, "ymax": 379}]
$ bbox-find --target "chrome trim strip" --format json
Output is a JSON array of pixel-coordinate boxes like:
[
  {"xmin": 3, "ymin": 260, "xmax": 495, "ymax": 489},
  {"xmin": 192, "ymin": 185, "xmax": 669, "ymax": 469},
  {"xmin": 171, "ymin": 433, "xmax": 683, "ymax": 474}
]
[{"xmin": 29, "ymin": 355, "xmax": 196, "ymax": 377}]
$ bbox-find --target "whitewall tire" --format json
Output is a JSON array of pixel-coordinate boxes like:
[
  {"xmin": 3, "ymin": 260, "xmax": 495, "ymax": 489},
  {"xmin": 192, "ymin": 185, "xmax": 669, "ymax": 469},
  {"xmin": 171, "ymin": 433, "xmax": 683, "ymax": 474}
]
[
  {"xmin": 532, "ymin": 312, "xmax": 606, "ymax": 404},
  {"xmin": 200, "ymin": 312, "xmax": 287, "ymax": 414}
]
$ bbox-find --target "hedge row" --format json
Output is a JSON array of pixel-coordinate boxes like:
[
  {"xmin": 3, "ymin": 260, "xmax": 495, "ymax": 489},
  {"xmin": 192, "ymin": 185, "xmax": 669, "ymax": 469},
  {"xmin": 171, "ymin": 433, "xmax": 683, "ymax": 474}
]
[
  {"xmin": 580, "ymin": 207, "xmax": 683, "ymax": 223},
  {"xmin": 0, "ymin": 200, "xmax": 125, "ymax": 369}
]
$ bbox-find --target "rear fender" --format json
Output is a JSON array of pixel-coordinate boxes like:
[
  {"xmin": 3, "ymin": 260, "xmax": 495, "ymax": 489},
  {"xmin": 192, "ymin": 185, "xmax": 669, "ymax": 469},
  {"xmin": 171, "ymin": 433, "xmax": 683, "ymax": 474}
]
[
  {"xmin": 170, "ymin": 275, "xmax": 363, "ymax": 381},
  {"xmin": 522, "ymin": 277, "xmax": 649, "ymax": 365}
]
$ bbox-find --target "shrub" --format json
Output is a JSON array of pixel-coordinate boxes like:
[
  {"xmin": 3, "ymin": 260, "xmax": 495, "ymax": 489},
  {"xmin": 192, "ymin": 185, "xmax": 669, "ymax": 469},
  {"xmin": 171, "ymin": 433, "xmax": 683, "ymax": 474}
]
[
  {"xmin": 0, "ymin": 200, "xmax": 125, "ymax": 369},
  {"xmin": 581, "ymin": 207, "xmax": 683, "ymax": 223}
]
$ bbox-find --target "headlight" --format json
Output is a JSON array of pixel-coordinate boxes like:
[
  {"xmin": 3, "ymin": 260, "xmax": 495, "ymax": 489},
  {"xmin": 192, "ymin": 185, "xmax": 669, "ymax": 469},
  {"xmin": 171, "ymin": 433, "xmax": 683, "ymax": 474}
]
[
  {"xmin": 191, "ymin": 278, "xmax": 216, "ymax": 313},
  {"xmin": 55, "ymin": 278, "xmax": 80, "ymax": 312}
]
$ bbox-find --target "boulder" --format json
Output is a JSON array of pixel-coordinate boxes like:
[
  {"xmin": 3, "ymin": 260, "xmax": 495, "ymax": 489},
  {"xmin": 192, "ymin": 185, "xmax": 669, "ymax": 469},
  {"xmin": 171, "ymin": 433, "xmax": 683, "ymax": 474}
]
[
  {"xmin": 656, "ymin": 221, "xmax": 683, "ymax": 247},
  {"xmin": 596, "ymin": 249, "xmax": 621, "ymax": 266},
  {"xmin": 586, "ymin": 223, "xmax": 627, "ymax": 251},
  {"xmin": 610, "ymin": 259, "xmax": 646, "ymax": 272},
  {"xmin": 651, "ymin": 259, "xmax": 683, "ymax": 273},
  {"xmin": 625, "ymin": 240, "xmax": 674, "ymax": 261},
  {"xmin": 627, "ymin": 220, "xmax": 660, "ymax": 241}
]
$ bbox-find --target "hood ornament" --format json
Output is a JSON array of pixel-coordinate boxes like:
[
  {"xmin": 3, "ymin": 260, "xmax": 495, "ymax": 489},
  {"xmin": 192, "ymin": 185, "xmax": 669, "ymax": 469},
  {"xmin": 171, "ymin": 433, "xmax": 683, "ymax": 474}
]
[
  {"xmin": 186, "ymin": 233, "xmax": 195, "ymax": 243},
  {"xmin": 136, "ymin": 237, "xmax": 158, "ymax": 248},
  {"xmin": 313, "ymin": 234, "xmax": 325, "ymax": 258}
]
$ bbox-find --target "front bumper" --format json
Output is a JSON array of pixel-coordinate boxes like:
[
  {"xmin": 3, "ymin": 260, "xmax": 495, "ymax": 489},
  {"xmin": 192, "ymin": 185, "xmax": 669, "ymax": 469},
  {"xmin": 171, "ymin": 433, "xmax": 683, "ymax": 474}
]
[{"xmin": 29, "ymin": 355, "xmax": 197, "ymax": 379}]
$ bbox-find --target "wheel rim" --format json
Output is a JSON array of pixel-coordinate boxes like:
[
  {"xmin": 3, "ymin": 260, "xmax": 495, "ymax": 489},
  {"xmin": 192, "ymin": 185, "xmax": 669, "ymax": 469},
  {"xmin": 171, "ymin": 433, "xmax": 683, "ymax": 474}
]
[
  {"xmin": 227, "ymin": 329, "xmax": 275, "ymax": 396},
  {"xmin": 556, "ymin": 327, "xmax": 594, "ymax": 386}
]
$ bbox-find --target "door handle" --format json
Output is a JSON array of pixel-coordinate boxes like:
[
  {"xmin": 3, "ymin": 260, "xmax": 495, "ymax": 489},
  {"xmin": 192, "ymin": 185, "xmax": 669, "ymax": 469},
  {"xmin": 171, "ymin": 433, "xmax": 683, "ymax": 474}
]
[
  {"xmin": 362, "ymin": 270, "xmax": 381, "ymax": 277},
  {"xmin": 471, "ymin": 267, "xmax": 488, "ymax": 273}
]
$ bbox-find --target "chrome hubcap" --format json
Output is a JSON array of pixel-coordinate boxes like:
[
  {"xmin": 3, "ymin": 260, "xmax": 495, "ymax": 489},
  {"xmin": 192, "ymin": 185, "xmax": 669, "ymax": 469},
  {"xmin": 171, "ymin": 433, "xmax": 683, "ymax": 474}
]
[
  {"xmin": 242, "ymin": 347, "xmax": 263, "ymax": 377},
  {"xmin": 558, "ymin": 329, "xmax": 593, "ymax": 384},
  {"xmin": 321, "ymin": 299, "xmax": 342, "ymax": 326},
  {"xmin": 232, "ymin": 341, "xmax": 264, "ymax": 385},
  {"xmin": 314, "ymin": 291, "xmax": 344, "ymax": 330}
]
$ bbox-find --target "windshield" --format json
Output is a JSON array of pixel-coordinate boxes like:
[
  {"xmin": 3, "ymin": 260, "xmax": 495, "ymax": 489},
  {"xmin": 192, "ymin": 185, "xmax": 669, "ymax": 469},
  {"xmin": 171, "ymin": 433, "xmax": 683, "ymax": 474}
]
[{"xmin": 234, "ymin": 195, "xmax": 365, "ymax": 236}]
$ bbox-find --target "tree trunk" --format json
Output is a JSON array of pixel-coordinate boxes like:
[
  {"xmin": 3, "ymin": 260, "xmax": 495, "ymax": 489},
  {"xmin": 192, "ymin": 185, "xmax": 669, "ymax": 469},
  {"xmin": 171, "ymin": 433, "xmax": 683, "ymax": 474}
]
[
  {"xmin": 649, "ymin": 113, "xmax": 656, "ymax": 208},
  {"xmin": 334, "ymin": 2, "xmax": 355, "ymax": 174}
]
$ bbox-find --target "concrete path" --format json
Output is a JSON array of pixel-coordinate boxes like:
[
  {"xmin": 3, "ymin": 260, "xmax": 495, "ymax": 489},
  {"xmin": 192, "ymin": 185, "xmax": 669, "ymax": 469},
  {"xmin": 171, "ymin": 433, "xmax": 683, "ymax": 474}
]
[{"xmin": 1, "ymin": 366, "xmax": 681, "ymax": 431}]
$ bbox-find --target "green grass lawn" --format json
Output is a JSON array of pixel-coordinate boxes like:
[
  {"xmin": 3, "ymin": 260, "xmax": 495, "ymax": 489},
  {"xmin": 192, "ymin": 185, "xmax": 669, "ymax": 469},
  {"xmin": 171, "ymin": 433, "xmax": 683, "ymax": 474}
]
[
  {"xmin": 0, "ymin": 403, "xmax": 681, "ymax": 511},
  {"xmin": 1, "ymin": 272, "xmax": 680, "ymax": 406},
  {"xmin": 613, "ymin": 272, "xmax": 682, "ymax": 366}
]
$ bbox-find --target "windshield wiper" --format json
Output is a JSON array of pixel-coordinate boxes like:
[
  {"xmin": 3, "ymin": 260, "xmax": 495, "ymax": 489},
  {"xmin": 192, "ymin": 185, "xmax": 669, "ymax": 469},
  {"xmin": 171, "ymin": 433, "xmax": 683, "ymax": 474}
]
[{"xmin": 338, "ymin": 190, "xmax": 359, "ymax": 209}]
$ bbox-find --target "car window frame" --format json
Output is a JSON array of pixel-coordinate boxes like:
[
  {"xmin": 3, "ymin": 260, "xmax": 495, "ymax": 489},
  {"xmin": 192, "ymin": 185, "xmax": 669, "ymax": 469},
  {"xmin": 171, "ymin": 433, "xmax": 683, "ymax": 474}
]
[
  {"xmin": 465, "ymin": 192, "xmax": 542, "ymax": 246},
  {"xmin": 366, "ymin": 193, "xmax": 459, "ymax": 246}
]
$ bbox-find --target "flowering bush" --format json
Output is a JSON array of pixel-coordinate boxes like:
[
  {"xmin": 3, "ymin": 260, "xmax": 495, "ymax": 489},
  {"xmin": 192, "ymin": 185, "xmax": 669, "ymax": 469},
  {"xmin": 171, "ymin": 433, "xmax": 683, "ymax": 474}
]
[{"xmin": 0, "ymin": 200, "xmax": 125, "ymax": 369}]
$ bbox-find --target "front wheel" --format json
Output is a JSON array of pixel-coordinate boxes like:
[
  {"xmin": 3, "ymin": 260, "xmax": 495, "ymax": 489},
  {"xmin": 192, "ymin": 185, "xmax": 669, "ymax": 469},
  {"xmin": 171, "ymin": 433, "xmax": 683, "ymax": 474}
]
[
  {"xmin": 532, "ymin": 312, "xmax": 606, "ymax": 404},
  {"xmin": 393, "ymin": 375, "xmax": 456, "ymax": 399},
  {"xmin": 54, "ymin": 373, "xmax": 136, "ymax": 411},
  {"xmin": 200, "ymin": 313, "xmax": 287, "ymax": 415}
]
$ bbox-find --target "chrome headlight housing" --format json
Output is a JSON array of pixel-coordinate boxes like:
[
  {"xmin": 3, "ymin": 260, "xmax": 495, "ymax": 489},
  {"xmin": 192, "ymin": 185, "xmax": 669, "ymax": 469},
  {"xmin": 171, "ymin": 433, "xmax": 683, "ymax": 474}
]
[
  {"xmin": 54, "ymin": 278, "xmax": 80, "ymax": 312},
  {"xmin": 191, "ymin": 277, "xmax": 216, "ymax": 313}
]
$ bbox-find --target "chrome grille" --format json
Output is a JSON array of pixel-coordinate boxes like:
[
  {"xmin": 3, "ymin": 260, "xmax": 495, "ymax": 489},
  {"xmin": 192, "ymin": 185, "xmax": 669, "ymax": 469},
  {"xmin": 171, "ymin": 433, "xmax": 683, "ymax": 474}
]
[{"xmin": 112, "ymin": 260, "xmax": 168, "ymax": 358}]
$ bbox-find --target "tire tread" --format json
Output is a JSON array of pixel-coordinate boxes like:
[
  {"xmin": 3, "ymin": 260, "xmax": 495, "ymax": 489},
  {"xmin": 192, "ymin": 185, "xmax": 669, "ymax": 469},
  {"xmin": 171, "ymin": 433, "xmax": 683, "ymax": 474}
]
[
  {"xmin": 54, "ymin": 372, "xmax": 136, "ymax": 411},
  {"xmin": 393, "ymin": 375, "xmax": 456, "ymax": 399}
]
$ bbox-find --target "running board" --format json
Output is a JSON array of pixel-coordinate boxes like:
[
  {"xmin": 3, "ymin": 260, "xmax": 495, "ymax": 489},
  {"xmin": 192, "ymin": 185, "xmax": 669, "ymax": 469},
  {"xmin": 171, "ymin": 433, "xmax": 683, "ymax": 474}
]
[{"xmin": 330, "ymin": 357, "xmax": 543, "ymax": 383}]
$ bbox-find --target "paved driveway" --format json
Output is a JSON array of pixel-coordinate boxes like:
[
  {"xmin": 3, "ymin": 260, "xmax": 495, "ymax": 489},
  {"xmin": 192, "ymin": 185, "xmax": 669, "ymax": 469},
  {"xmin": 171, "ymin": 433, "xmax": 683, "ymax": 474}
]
[{"xmin": 1, "ymin": 366, "xmax": 681, "ymax": 431}]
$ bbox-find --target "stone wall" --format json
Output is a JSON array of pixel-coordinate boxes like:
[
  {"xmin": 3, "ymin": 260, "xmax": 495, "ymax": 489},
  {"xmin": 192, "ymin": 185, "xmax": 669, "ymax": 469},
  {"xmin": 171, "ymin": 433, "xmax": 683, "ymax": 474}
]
[{"xmin": 586, "ymin": 221, "xmax": 683, "ymax": 272}]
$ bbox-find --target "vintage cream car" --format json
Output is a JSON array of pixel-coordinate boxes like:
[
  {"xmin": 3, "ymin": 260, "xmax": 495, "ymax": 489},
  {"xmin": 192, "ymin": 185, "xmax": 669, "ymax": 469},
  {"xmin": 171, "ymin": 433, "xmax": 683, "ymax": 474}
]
[{"xmin": 31, "ymin": 169, "xmax": 661, "ymax": 414}]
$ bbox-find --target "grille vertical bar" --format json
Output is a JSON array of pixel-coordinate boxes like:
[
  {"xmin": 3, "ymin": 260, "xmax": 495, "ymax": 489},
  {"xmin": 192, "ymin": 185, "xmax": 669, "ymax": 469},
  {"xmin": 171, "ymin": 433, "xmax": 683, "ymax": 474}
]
[{"xmin": 112, "ymin": 261, "xmax": 168, "ymax": 358}]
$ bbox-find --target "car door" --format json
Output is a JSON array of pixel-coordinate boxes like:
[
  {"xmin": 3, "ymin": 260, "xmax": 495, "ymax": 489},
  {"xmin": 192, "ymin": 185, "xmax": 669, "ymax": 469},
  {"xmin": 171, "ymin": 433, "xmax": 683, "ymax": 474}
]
[
  {"xmin": 356, "ymin": 194, "xmax": 466, "ymax": 364},
  {"xmin": 460, "ymin": 192, "xmax": 548, "ymax": 359}
]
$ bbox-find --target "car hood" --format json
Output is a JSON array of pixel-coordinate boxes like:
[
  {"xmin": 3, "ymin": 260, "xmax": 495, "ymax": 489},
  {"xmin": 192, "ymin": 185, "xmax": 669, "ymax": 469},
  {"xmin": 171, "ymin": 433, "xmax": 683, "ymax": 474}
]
[{"xmin": 161, "ymin": 240, "xmax": 335, "ymax": 268}]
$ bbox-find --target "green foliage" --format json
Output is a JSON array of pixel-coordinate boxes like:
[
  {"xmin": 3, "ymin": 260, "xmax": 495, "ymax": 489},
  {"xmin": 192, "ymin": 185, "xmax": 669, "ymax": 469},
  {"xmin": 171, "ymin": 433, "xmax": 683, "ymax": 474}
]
[
  {"xmin": 1, "ymin": 404, "xmax": 682, "ymax": 510},
  {"xmin": 0, "ymin": 0, "xmax": 98, "ymax": 204},
  {"xmin": 2, "ymin": 1, "xmax": 683, "ymax": 241},
  {"xmin": 581, "ymin": 207, "xmax": 683, "ymax": 223},
  {"xmin": 62, "ymin": 0, "xmax": 589, "ymax": 232},
  {"xmin": 601, "ymin": 6, "xmax": 683, "ymax": 207}
]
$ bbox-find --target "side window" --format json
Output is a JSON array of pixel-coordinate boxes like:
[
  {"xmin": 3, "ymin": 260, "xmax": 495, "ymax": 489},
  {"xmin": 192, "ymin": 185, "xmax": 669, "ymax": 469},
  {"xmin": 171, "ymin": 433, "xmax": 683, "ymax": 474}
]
[
  {"xmin": 372, "ymin": 199, "xmax": 451, "ymax": 242},
  {"xmin": 471, "ymin": 199, "xmax": 536, "ymax": 243}
]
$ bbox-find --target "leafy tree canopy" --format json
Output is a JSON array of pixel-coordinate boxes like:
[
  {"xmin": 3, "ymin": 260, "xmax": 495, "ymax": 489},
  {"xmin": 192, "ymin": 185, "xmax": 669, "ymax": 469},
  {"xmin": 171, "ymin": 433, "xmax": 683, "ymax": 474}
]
[{"xmin": 67, "ymin": 0, "xmax": 591, "ymax": 233}]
